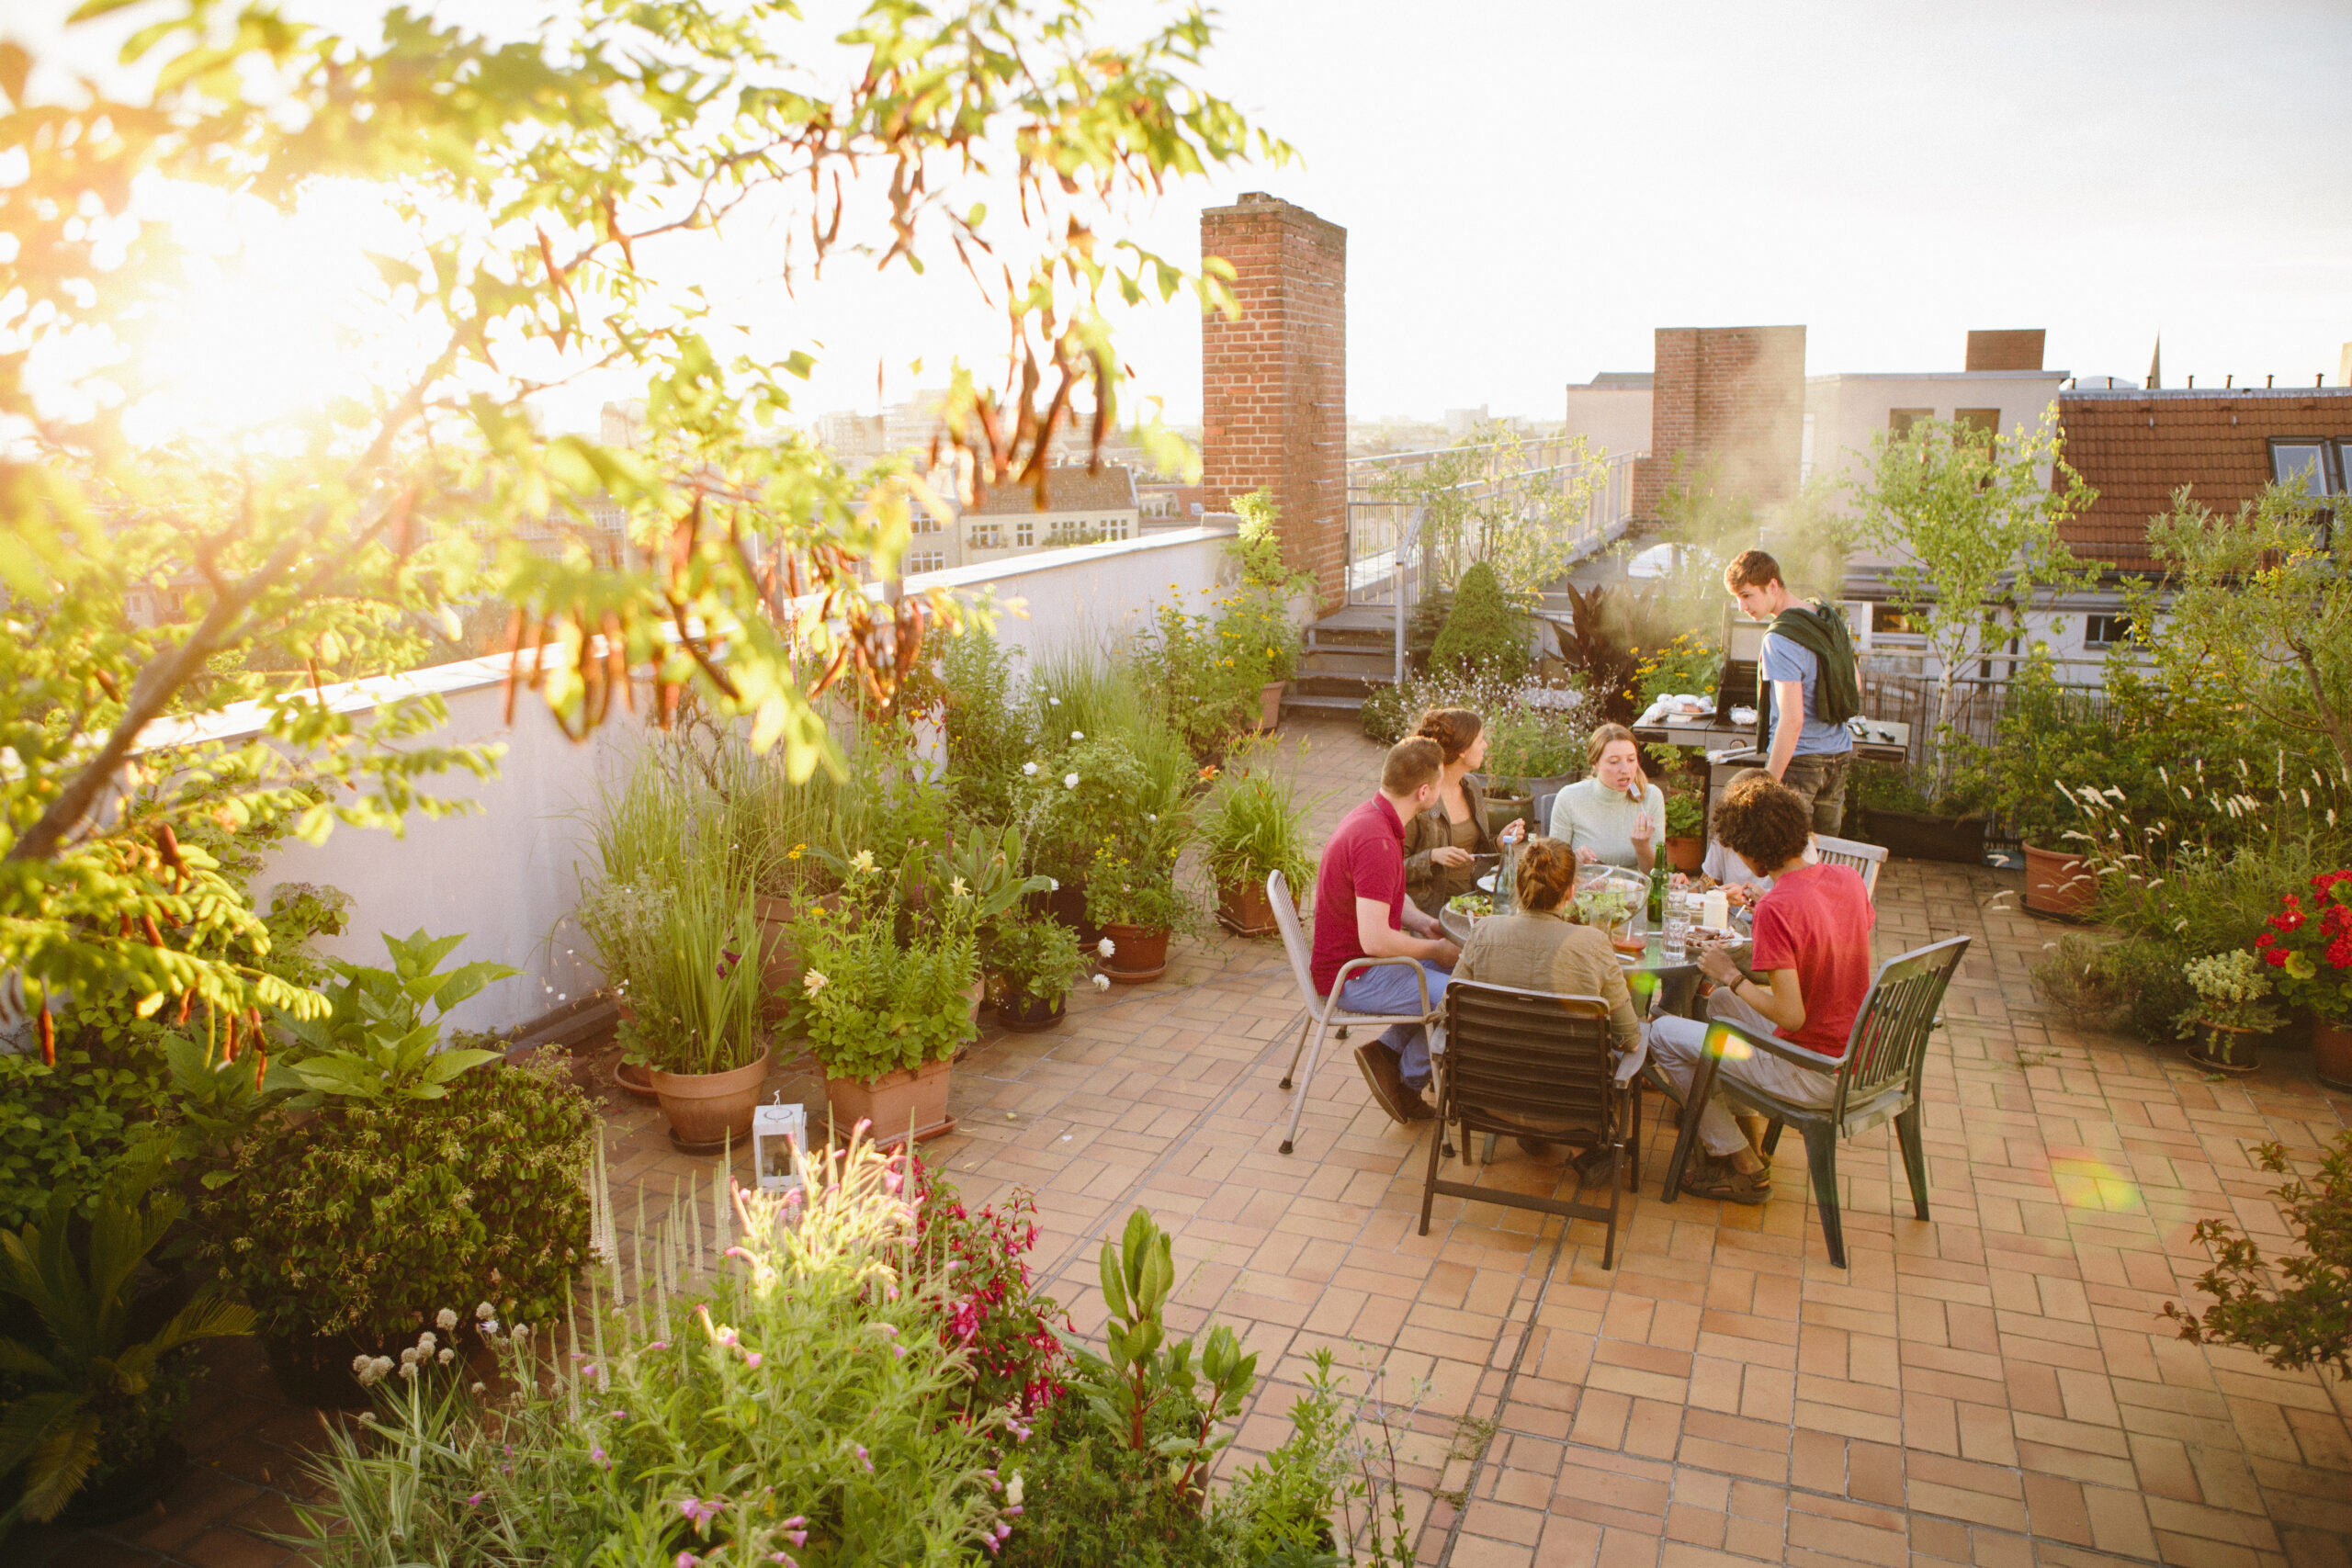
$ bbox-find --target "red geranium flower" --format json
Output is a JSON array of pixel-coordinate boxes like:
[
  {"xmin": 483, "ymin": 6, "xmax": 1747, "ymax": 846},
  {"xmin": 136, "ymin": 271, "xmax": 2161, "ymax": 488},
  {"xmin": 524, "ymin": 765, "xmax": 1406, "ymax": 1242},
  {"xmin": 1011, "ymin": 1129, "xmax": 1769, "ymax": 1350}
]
[
  {"xmin": 2256, "ymin": 931, "xmax": 2275, "ymax": 949},
  {"xmin": 2264, "ymin": 948, "xmax": 2290, "ymax": 967}
]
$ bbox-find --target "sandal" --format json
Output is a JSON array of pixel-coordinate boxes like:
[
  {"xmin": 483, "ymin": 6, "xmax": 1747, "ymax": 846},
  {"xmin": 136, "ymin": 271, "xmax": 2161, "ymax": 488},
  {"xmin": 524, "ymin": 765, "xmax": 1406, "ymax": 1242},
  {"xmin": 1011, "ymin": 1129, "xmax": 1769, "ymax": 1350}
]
[{"xmin": 1680, "ymin": 1156, "xmax": 1771, "ymax": 1207}]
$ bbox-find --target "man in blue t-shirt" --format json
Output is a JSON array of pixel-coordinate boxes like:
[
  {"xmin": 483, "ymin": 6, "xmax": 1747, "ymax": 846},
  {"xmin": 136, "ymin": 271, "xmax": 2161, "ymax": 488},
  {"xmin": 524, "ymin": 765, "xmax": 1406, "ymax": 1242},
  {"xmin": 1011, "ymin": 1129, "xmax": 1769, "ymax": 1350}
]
[{"xmin": 1724, "ymin": 549, "xmax": 1856, "ymax": 835}]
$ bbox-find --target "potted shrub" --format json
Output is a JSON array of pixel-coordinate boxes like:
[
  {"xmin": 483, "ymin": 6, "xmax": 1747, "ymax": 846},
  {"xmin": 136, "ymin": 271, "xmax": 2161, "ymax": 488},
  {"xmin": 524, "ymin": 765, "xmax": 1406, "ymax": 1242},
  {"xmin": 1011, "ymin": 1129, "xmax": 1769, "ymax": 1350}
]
[
  {"xmin": 209, "ymin": 982, "xmax": 596, "ymax": 1407},
  {"xmin": 0, "ymin": 1153, "xmax": 255, "ymax": 1525},
  {"xmin": 1965, "ymin": 659, "xmax": 2118, "ymax": 916},
  {"xmin": 1481, "ymin": 693, "xmax": 1588, "ymax": 807},
  {"xmin": 983, "ymin": 913, "xmax": 1089, "ymax": 1032},
  {"xmin": 1196, "ymin": 753, "xmax": 1318, "ymax": 937},
  {"xmin": 617, "ymin": 872, "xmax": 772, "ymax": 1150},
  {"xmin": 1662, "ymin": 791, "xmax": 1706, "ymax": 874},
  {"xmin": 1086, "ymin": 829, "xmax": 1194, "ymax": 984},
  {"xmin": 1850, "ymin": 760, "xmax": 1988, "ymax": 864},
  {"xmin": 2176, "ymin": 950, "xmax": 2283, "ymax": 1076},
  {"xmin": 2256, "ymin": 870, "xmax": 2352, "ymax": 1090},
  {"xmin": 787, "ymin": 859, "xmax": 979, "ymax": 1144}
]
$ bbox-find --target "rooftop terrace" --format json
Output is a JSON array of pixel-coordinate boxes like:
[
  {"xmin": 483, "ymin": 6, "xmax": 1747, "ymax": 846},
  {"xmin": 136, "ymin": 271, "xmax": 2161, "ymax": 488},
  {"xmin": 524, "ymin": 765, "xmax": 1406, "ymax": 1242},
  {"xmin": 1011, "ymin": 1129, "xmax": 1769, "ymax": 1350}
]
[{"xmin": 27, "ymin": 720, "xmax": 2352, "ymax": 1568}]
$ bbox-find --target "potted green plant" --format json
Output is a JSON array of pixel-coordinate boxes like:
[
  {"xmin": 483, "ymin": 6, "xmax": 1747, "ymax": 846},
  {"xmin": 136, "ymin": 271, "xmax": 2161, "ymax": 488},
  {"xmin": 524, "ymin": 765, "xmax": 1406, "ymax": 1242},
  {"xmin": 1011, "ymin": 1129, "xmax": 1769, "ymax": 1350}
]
[
  {"xmin": 787, "ymin": 859, "xmax": 979, "ymax": 1144},
  {"xmin": 1481, "ymin": 694, "xmax": 1588, "ymax": 802},
  {"xmin": 983, "ymin": 913, "xmax": 1089, "ymax": 1032},
  {"xmin": 2256, "ymin": 870, "xmax": 2352, "ymax": 1090},
  {"xmin": 1196, "ymin": 752, "xmax": 1318, "ymax": 937},
  {"xmin": 1087, "ymin": 828, "xmax": 1194, "ymax": 984},
  {"xmin": 0, "ymin": 1151, "xmax": 255, "ymax": 1527},
  {"xmin": 1850, "ymin": 760, "xmax": 1988, "ymax": 864},
  {"xmin": 2176, "ymin": 950, "xmax": 2284, "ymax": 1075},
  {"xmin": 1662, "ymin": 791, "xmax": 1706, "ymax": 875},
  {"xmin": 1226, "ymin": 489, "xmax": 1315, "ymax": 733},
  {"xmin": 616, "ymin": 871, "xmax": 772, "ymax": 1150}
]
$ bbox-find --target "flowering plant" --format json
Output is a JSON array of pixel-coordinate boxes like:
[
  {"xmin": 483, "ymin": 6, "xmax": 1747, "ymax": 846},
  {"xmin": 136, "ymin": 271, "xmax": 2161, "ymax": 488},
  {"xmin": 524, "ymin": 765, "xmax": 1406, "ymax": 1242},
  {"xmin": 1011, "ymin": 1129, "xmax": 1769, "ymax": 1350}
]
[
  {"xmin": 2255, "ymin": 871, "xmax": 2352, "ymax": 1022},
  {"xmin": 912, "ymin": 1168, "xmax": 1069, "ymax": 1418},
  {"xmin": 785, "ymin": 861, "xmax": 978, "ymax": 1082},
  {"xmin": 1083, "ymin": 839, "xmax": 1193, "ymax": 936},
  {"xmin": 2174, "ymin": 951, "xmax": 2286, "ymax": 1060}
]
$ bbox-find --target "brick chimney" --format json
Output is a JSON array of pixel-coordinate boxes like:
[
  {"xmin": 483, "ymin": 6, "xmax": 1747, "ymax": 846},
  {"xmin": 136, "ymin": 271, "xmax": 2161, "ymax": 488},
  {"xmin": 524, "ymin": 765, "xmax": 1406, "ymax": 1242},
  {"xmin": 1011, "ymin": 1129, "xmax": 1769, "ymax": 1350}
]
[
  {"xmin": 1632, "ymin": 325, "xmax": 1805, "ymax": 523},
  {"xmin": 1964, "ymin": 329, "xmax": 2045, "ymax": 372},
  {"xmin": 1200, "ymin": 194, "xmax": 1346, "ymax": 607}
]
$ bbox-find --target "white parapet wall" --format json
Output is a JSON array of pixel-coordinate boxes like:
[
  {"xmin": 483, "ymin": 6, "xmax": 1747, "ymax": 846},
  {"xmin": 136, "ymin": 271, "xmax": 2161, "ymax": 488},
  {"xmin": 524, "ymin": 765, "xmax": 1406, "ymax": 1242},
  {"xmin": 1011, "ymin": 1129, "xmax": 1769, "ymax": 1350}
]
[{"xmin": 159, "ymin": 524, "xmax": 1238, "ymax": 1035}]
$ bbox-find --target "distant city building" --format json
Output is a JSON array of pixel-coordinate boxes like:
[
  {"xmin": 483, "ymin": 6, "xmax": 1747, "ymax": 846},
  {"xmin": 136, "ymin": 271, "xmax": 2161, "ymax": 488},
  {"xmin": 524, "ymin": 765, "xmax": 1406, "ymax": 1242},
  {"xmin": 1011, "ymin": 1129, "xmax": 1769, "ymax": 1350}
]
[{"xmin": 955, "ymin": 463, "xmax": 1141, "ymax": 568}]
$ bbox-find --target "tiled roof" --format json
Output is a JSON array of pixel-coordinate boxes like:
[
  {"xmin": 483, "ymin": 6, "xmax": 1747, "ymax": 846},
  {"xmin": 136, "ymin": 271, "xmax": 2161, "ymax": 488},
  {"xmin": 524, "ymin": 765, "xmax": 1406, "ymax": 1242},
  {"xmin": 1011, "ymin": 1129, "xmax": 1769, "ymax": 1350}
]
[
  {"xmin": 967, "ymin": 462, "xmax": 1138, "ymax": 515},
  {"xmin": 2055, "ymin": 389, "xmax": 2352, "ymax": 571}
]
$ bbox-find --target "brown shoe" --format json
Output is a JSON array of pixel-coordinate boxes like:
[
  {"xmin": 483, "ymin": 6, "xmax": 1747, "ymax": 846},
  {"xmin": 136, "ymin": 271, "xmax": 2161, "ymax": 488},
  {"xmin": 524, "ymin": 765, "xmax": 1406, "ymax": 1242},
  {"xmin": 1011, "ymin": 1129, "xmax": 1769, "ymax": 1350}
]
[
  {"xmin": 1680, "ymin": 1154, "xmax": 1771, "ymax": 1206},
  {"xmin": 1354, "ymin": 1042, "xmax": 1434, "ymax": 1124}
]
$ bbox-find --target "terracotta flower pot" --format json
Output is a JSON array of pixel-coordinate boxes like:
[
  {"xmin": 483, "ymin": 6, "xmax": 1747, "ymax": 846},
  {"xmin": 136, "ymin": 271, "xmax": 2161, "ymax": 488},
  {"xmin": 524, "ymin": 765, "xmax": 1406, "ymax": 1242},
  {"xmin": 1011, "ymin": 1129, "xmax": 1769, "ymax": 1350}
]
[
  {"xmin": 2022, "ymin": 842, "xmax": 2096, "ymax": 919},
  {"xmin": 996, "ymin": 993, "xmax": 1067, "ymax": 1032},
  {"xmin": 649, "ymin": 1046, "xmax": 773, "ymax": 1154},
  {"xmin": 1100, "ymin": 921, "xmax": 1170, "ymax": 983},
  {"xmin": 2313, "ymin": 1019, "xmax": 2352, "ymax": 1092},
  {"xmin": 611, "ymin": 1056, "xmax": 660, "ymax": 1102},
  {"xmin": 1664, "ymin": 836, "xmax": 1705, "ymax": 875},
  {"xmin": 1259, "ymin": 679, "xmax": 1286, "ymax": 731},
  {"xmin": 822, "ymin": 1056, "xmax": 955, "ymax": 1147},
  {"xmin": 1216, "ymin": 877, "xmax": 1279, "ymax": 937}
]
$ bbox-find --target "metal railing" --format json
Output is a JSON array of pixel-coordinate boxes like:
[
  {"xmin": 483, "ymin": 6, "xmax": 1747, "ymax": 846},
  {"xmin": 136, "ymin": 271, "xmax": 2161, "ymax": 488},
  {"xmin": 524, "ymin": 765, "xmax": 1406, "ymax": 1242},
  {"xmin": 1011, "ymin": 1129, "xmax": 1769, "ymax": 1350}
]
[{"xmin": 1342, "ymin": 443, "xmax": 1643, "ymax": 610}]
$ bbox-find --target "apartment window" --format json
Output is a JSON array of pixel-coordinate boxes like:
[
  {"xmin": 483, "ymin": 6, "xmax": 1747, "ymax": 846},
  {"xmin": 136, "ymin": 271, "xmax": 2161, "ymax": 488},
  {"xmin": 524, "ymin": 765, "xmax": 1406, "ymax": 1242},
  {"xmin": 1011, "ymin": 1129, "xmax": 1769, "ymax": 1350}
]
[
  {"xmin": 1015, "ymin": 520, "xmax": 1034, "ymax": 548},
  {"xmin": 1887, "ymin": 408, "xmax": 1934, "ymax": 437},
  {"xmin": 2269, "ymin": 439, "xmax": 2339, "ymax": 495},
  {"xmin": 1871, "ymin": 604, "xmax": 1918, "ymax": 636},
  {"xmin": 968, "ymin": 523, "xmax": 1002, "ymax": 550},
  {"xmin": 906, "ymin": 548, "xmax": 944, "ymax": 574},
  {"xmin": 2084, "ymin": 613, "xmax": 2134, "ymax": 649},
  {"xmin": 910, "ymin": 513, "xmax": 941, "ymax": 535},
  {"xmin": 1955, "ymin": 408, "xmax": 2001, "ymax": 442}
]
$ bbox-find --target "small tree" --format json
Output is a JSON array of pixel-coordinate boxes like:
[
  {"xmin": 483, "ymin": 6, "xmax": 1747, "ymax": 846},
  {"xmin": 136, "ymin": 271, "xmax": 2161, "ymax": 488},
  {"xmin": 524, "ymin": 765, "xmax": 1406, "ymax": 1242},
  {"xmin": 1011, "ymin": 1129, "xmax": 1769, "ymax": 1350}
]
[
  {"xmin": 2130, "ymin": 482, "xmax": 2352, "ymax": 787},
  {"xmin": 1849, "ymin": 411, "xmax": 2095, "ymax": 795},
  {"xmin": 1429, "ymin": 563, "xmax": 1527, "ymax": 684},
  {"xmin": 1374, "ymin": 423, "xmax": 1608, "ymax": 600}
]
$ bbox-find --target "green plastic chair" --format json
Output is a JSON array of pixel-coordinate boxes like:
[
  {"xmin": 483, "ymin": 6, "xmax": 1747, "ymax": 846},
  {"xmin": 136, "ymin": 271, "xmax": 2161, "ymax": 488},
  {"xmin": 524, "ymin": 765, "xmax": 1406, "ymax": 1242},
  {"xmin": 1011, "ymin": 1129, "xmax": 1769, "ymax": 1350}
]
[{"xmin": 1655, "ymin": 934, "xmax": 1970, "ymax": 1269}]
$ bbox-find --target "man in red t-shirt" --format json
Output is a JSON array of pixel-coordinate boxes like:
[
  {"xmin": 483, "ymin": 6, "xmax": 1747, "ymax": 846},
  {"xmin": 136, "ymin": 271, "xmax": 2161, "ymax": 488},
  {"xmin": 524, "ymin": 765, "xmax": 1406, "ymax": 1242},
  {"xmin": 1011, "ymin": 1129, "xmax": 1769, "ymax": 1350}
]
[
  {"xmin": 1311, "ymin": 737, "xmax": 1461, "ymax": 1122},
  {"xmin": 1646, "ymin": 773, "xmax": 1875, "ymax": 1204}
]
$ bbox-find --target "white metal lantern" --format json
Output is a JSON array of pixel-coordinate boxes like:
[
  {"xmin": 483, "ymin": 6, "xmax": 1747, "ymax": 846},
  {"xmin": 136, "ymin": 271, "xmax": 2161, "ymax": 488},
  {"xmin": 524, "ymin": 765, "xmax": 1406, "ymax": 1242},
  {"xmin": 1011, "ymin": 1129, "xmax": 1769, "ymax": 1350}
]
[{"xmin": 751, "ymin": 1099, "xmax": 808, "ymax": 1195}]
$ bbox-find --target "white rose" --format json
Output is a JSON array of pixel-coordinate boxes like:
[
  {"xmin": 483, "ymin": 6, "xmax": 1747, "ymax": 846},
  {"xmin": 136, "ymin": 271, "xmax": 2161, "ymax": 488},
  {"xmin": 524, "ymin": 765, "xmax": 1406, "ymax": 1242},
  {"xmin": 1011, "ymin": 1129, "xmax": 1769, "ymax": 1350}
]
[
  {"xmin": 1070, "ymin": 730, "xmax": 1083, "ymax": 740},
  {"xmin": 1023, "ymin": 761, "xmax": 1038, "ymax": 776},
  {"xmin": 1097, "ymin": 937, "xmax": 1116, "ymax": 958},
  {"xmin": 1063, "ymin": 773, "xmax": 1079, "ymax": 789}
]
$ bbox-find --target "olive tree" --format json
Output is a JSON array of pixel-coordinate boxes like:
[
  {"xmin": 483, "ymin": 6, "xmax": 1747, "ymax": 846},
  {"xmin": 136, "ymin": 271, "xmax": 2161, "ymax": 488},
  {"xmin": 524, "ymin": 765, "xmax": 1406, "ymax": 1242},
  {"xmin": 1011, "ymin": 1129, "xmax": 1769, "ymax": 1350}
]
[{"xmin": 0, "ymin": 0, "xmax": 1282, "ymax": 1036}]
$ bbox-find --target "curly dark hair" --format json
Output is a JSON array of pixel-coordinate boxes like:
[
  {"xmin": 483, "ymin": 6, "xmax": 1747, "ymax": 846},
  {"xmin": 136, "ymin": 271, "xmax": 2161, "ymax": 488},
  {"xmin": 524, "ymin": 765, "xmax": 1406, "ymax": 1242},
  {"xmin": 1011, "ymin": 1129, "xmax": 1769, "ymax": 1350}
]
[{"xmin": 1711, "ymin": 773, "xmax": 1812, "ymax": 874}]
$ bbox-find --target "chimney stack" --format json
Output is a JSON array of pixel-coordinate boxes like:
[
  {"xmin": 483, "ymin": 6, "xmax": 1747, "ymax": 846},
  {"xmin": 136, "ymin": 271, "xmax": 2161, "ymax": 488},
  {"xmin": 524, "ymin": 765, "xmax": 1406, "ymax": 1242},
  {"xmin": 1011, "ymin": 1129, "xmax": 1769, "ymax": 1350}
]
[{"xmin": 1965, "ymin": 330, "xmax": 2045, "ymax": 373}]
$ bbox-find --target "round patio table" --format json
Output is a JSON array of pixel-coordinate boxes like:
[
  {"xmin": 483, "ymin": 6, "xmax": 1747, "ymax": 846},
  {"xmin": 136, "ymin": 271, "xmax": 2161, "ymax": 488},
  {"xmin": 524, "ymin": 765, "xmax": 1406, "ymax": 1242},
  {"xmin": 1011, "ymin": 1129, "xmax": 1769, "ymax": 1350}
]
[{"xmin": 1435, "ymin": 915, "xmax": 1737, "ymax": 1021}]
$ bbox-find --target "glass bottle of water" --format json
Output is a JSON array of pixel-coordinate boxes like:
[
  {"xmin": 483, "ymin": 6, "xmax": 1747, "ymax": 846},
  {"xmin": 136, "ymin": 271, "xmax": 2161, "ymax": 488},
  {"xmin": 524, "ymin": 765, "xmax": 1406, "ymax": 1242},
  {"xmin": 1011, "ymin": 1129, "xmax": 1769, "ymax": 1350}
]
[{"xmin": 1494, "ymin": 840, "xmax": 1518, "ymax": 918}]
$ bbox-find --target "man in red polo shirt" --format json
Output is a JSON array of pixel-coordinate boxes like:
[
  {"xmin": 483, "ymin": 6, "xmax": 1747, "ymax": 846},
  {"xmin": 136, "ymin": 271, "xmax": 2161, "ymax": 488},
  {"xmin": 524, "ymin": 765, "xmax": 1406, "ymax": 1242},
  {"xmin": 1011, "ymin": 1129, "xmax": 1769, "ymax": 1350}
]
[{"xmin": 1313, "ymin": 737, "xmax": 1462, "ymax": 1122}]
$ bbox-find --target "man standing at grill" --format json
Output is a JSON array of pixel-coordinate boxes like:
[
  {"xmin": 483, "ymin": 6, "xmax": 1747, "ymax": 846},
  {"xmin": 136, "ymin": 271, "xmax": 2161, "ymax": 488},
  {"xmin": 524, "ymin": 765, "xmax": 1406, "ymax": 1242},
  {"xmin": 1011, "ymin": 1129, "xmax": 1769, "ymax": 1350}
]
[{"xmin": 1724, "ymin": 549, "xmax": 1859, "ymax": 836}]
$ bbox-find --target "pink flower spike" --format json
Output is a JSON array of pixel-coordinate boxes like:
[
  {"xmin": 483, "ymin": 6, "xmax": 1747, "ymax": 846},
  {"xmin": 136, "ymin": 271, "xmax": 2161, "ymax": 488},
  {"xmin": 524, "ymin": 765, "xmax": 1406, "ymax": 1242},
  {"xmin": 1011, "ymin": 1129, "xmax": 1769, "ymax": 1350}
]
[
  {"xmin": 785, "ymin": 1529, "xmax": 808, "ymax": 1547},
  {"xmin": 854, "ymin": 1443, "xmax": 872, "ymax": 1472},
  {"xmin": 466, "ymin": 1492, "xmax": 485, "ymax": 1507},
  {"xmin": 770, "ymin": 1556, "xmax": 798, "ymax": 1568},
  {"xmin": 676, "ymin": 1555, "xmax": 702, "ymax": 1568}
]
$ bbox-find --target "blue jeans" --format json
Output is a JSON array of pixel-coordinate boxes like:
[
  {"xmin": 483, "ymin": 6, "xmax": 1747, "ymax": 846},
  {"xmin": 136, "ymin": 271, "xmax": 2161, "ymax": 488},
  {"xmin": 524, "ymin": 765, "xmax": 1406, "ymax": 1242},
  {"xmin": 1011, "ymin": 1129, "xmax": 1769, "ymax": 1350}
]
[{"xmin": 1334, "ymin": 962, "xmax": 1450, "ymax": 1089}]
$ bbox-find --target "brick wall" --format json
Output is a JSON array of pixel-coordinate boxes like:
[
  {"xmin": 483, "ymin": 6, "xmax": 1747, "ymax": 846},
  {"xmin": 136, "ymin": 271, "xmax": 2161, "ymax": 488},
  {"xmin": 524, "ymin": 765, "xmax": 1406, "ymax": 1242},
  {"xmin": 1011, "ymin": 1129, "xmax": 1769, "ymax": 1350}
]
[
  {"xmin": 1631, "ymin": 324, "xmax": 1805, "ymax": 524},
  {"xmin": 1965, "ymin": 329, "xmax": 2046, "ymax": 373},
  {"xmin": 1200, "ymin": 193, "xmax": 1347, "ymax": 607}
]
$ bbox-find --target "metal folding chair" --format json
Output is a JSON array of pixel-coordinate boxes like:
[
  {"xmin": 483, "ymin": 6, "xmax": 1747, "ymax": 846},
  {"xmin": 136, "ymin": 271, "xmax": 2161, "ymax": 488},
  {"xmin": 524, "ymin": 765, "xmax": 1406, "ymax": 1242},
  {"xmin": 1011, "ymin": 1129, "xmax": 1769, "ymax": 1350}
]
[
  {"xmin": 1421, "ymin": 981, "xmax": 1638, "ymax": 1269},
  {"xmin": 1656, "ymin": 934, "xmax": 1970, "ymax": 1268},
  {"xmin": 1268, "ymin": 870, "xmax": 1442, "ymax": 1156}
]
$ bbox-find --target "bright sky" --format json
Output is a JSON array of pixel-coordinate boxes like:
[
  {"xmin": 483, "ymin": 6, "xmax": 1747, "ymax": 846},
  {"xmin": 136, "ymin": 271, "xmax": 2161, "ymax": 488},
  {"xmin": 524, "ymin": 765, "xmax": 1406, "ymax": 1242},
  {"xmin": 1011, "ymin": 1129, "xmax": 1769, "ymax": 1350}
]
[{"xmin": 15, "ymin": 1, "xmax": 2352, "ymax": 436}]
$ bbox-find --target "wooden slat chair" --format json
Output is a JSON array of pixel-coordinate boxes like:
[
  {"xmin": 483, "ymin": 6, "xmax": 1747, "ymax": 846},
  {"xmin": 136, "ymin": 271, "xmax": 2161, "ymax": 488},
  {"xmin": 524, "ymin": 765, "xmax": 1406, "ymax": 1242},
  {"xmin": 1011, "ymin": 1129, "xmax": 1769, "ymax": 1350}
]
[
  {"xmin": 1420, "ymin": 981, "xmax": 1639, "ymax": 1269},
  {"xmin": 1655, "ymin": 934, "xmax": 1970, "ymax": 1269},
  {"xmin": 1268, "ymin": 870, "xmax": 1443, "ymax": 1157},
  {"xmin": 1810, "ymin": 835, "xmax": 1888, "ymax": 900}
]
